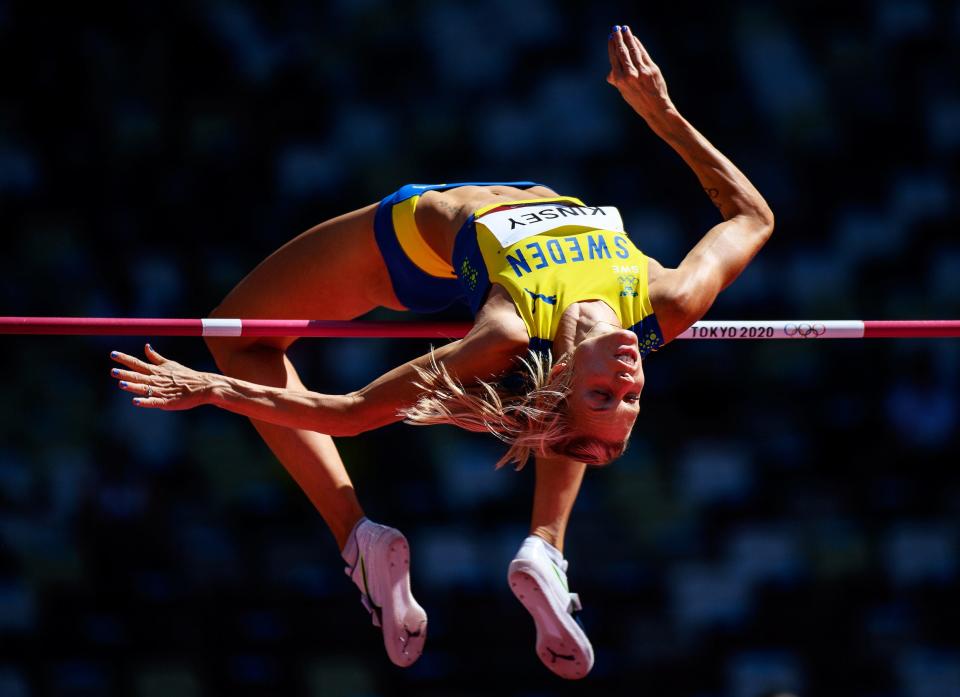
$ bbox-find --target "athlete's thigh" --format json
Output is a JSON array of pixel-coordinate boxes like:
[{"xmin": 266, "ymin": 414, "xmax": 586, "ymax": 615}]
[{"xmin": 214, "ymin": 202, "xmax": 404, "ymax": 322}]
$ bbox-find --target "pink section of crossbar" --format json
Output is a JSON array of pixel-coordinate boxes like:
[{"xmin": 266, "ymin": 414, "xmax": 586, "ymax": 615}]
[
  {"xmin": 863, "ymin": 321, "xmax": 960, "ymax": 338},
  {"xmin": 0, "ymin": 317, "xmax": 473, "ymax": 338},
  {"xmin": 240, "ymin": 319, "xmax": 473, "ymax": 338},
  {"xmin": 1, "ymin": 317, "xmax": 959, "ymax": 339},
  {"xmin": 0, "ymin": 317, "xmax": 205, "ymax": 336}
]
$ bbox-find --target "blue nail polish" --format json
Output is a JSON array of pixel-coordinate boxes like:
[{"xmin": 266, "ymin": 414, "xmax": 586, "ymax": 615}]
[
  {"xmin": 111, "ymin": 351, "xmax": 118, "ymax": 358},
  {"xmin": 614, "ymin": 25, "xmax": 621, "ymax": 32},
  {"xmin": 112, "ymin": 369, "xmax": 119, "ymax": 376},
  {"xmin": 623, "ymin": 25, "xmax": 629, "ymax": 32},
  {"xmin": 120, "ymin": 381, "xmax": 128, "ymax": 387},
  {"xmin": 133, "ymin": 398, "xmax": 141, "ymax": 405},
  {"xmin": 146, "ymin": 344, "xmax": 152, "ymax": 350}
]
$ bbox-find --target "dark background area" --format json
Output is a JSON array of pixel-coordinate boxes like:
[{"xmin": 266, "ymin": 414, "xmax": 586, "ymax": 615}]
[{"xmin": 1, "ymin": 1, "xmax": 959, "ymax": 696}]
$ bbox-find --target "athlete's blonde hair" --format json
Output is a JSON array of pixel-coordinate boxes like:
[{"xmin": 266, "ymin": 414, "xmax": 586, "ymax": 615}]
[
  {"xmin": 402, "ymin": 349, "xmax": 570, "ymax": 469},
  {"xmin": 403, "ymin": 349, "xmax": 626, "ymax": 469}
]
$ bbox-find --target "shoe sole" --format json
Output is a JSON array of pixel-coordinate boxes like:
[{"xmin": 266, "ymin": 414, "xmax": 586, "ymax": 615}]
[
  {"xmin": 367, "ymin": 528, "xmax": 428, "ymax": 667},
  {"xmin": 508, "ymin": 560, "xmax": 594, "ymax": 680}
]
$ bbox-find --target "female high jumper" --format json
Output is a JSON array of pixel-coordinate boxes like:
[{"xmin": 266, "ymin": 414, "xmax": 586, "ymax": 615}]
[{"xmin": 109, "ymin": 26, "xmax": 773, "ymax": 679}]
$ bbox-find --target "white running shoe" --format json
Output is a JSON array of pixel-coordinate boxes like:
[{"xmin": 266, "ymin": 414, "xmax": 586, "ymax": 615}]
[
  {"xmin": 508, "ymin": 535, "xmax": 594, "ymax": 679},
  {"xmin": 344, "ymin": 520, "xmax": 427, "ymax": 667}
]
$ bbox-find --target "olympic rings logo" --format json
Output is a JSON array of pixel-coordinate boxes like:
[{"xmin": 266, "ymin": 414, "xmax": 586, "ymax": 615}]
[{"xmin": 784, "ymin": 323, "xmax": 826, "ymax": 337}]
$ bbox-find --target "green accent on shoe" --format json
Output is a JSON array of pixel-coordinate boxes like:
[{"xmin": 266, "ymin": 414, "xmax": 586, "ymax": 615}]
[
  {"xmin": 360, "ymin": 555, "xmax": 370, "ymax": 595},
  {"xmin": 551, "ymin": 562, "xmax": 568, "ymax": 591}
]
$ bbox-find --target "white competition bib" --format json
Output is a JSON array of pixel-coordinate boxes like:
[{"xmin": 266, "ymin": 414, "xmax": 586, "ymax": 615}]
[{"xmin": 477, "ymin": 204, "xmax": 624, "ymax": 247}]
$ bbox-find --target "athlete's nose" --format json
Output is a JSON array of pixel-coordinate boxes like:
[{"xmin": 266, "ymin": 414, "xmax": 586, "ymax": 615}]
[
  {"xmin": 611, "ymin": 366, "xmax": 644, "ymax": 395},
  {"xmin": 611, "ymin": 359, "xmax": 641, "ymax": 381}
]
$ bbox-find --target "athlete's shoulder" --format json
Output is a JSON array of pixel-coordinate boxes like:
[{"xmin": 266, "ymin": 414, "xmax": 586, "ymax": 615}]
[
  {"xmin": 471, "ymin": 285, "xmax": 530, "ymax": 350},
  {"xmin": 647, "ymin": 262, "xmax": 697, "ymax": 343}
]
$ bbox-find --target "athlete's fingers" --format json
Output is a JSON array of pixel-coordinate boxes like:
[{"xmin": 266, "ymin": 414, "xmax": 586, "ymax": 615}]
[
  {"xmin": 110, "ymin": 368, "xmax": 150, "ymax": 383},
  {"xmin": 131, "ymin": 397, "xmax": 166, "ymax": 409},
  {"xmin": 117, "ymin": 380, "xmax": 156, "ymax": 396},
  {"xmin": 613, "ymin": 26, "xmax": 636, "ymax": 76},
  {"xmin": 110, "ymin": 351, "xmax": 155, "ymax": 375},
  {"xmin": 144, "ymin": 343, "xmax": 167, "ymax": 366},
  {"xmin": 607, "ymin": 28, "xmax": 624, "ymax": 82},
  {"xmin": 622, "ymin": 26, "xmax": 645, "ymax": 70},
  {"xmin": 628, "ymin": 30, "xmax": 656, "ymax": 69}
]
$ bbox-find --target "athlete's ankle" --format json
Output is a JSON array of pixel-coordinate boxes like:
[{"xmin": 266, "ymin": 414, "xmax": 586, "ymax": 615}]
[
  {"xmin": 527, "ymin": 530, "xmax": 564, "ymax": 558},
  {"xmin": 340, "ymin": 516, "xmax": 370, "ymax": 566}
]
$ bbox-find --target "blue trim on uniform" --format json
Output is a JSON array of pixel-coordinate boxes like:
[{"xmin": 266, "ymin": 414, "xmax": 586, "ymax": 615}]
[
  {"xmin": 528, "ymin": 337, "xmax": 553, "ymax": 357},
  {"xmin": 452, "ymin": 213, "xmax": 492, "ymax": 314},
  {"xmin": 373, "ymin": 194, "xmax": 463, "ymax": 313},
  {"xmin": 517, "ymin": 325, "xmax": 660, "ymax": 363},
  {"xmin": 374, "ymin": 182, "xmax": 542, "ymax": 313},
  {"xmin": 630, "ymin": 314, "xmax": 665, "ymax": 358}
]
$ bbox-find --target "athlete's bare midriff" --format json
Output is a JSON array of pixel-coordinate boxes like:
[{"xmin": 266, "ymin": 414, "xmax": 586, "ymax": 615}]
[{"xmin": 415, "ymin": 185, "xmax": 560, "ymax": 263}]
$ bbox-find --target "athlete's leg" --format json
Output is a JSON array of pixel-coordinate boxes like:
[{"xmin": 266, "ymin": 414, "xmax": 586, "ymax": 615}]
[
  {"xmin": 208, "ymin": 343, "xmax": 363, "ymax": 548},
  {"xmin": 206, "ymin": 202, "xmax": 428, "ymax": 666},
  {"xmin": 529, "ymin": 457, "xmax": 586, "ymax": 553},
  {"xmin": 205, "ymin": 202, "xmax": 403, "ymax": 550},
  {"xmin": 516, "ymin": 188, "xmax": 594, "ymax": 676},
  {"xmin": 508, "ymin": 456, "xmax": 593, "ymax": 679}
]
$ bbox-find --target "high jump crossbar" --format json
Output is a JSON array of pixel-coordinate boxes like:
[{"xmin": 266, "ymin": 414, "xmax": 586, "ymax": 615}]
[{"xmin": 1, "ymin": 318, "xmax": 959, "ymax": 340}]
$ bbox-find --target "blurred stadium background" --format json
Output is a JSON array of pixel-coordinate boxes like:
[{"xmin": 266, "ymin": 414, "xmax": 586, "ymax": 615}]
[{"xmin": 1, "ymin": 1, "xmax": 958, "ymax": 696}]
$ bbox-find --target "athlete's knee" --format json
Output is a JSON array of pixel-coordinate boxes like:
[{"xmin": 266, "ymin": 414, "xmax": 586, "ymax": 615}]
[
  {"xmin": 204, "ymin": 306, "xmax": 255, "ymax": 371},
  {"xmin": 204, "ymin": 303, "xmax": 294, "ymax": 377},
  {"xmin": 204, "ymin": 303, "xmax": 233, "ymax": 368},
  {"xmin": 207, "ymin": 337, "xmax": 290, "ymax": 383}
]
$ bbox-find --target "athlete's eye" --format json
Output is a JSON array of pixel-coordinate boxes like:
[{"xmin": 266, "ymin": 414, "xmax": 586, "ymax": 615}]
[
  {"xmin": 591, "ymin": 390, "xmax": 611, "ymax": 402},
  {"xmin": 624, "ymin": 393, "xmax": 640, "ymax": 403}
]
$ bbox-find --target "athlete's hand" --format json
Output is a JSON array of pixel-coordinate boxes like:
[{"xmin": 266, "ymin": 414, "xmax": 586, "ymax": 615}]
[
  {"xmin": 110, "ymin": 344, "xmax": 211, "ymax": 410},
  {"xmin": 606, "ymin": 25, "xmax": 676, "ymax": 123}
]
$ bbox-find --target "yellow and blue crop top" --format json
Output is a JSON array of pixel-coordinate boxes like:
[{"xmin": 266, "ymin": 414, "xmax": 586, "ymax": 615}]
[{"xmin": 452, "ymin": 197, "xmax": 665, "ymax": 358}]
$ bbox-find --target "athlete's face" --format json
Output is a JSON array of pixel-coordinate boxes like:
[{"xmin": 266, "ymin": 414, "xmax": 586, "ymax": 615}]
[{"xmin": 562, "ymin": 325, "xmax": 644, "ymax": 447}]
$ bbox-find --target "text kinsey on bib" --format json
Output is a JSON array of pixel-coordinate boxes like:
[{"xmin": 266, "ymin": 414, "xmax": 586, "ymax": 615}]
[{"xmin": 477, "ymin": 204, "xmax": 625, "ymax": 247}]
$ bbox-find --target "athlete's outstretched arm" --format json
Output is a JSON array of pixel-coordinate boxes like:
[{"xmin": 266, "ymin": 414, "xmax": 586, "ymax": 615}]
[
  {"xmin": 109, "ymin": 321, "xmax": 525, "ymax": 436},
  {"xmin": 110, "ymin": 344, "xmax": 360, "ymax": 433},
  {"xmin": 606, "ymin": 26, "xmax": 775, "ymax": 341}
]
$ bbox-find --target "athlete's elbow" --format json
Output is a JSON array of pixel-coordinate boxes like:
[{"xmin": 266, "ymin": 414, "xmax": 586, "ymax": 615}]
[
  {"xmin": 757, "ymin": 204, "xmax": 774, "ymax": 239},
  {"xmin": 748, "ymin": 198, "xmax": 775, "ymax": 238},
  {"xmin": 734, "ymin": 206, "xmax": 774, "ymax": 251},
  {"xmin": 330, "ymin": 391, "xmax": 385, "ymax": 437},
  {"xmin": 312, "ymin": 392, "xmax": 368, "ymax": 437}
]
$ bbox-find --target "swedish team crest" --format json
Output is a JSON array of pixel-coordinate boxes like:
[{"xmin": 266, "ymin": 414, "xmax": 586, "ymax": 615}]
[{"xmin": 618, "ymin": 275, "xmax": 639, "ymax": 297}]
